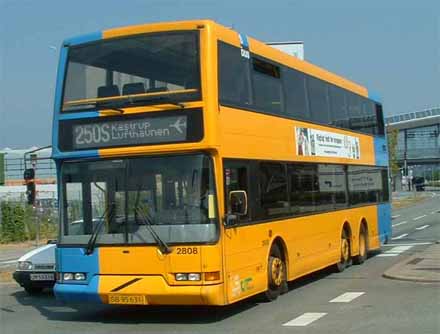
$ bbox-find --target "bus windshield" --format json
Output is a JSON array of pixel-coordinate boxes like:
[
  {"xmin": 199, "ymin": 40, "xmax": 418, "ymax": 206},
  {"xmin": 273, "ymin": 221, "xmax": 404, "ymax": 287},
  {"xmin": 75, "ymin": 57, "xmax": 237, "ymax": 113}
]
[
  {"xmin": 59, "ymin": 154, "xmax": 218, "ymax": 245},
  {"xmin": 62, "ymin": 31, "xmax": 201, "ymax": 112}
]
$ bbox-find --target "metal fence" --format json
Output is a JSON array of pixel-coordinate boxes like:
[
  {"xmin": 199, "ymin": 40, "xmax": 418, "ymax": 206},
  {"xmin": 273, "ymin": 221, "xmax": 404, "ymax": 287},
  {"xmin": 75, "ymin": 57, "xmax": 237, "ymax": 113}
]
[{"xmin": 4, "ymin": 157, "xmax": 56, "ymax": 181}]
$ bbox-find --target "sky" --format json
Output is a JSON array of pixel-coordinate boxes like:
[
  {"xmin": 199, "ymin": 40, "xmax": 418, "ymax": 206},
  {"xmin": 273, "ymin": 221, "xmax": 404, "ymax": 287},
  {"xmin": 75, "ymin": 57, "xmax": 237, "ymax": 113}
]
[{"xmin": 0, "ymin": 0, "xmax": 439, "ymax": 148}]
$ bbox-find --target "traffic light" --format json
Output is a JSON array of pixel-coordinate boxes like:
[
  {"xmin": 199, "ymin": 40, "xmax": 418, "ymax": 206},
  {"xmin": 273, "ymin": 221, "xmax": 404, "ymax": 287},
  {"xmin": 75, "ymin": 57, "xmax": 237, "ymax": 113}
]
[
  {"xmin": 24, "ymin": 168, "xmax": 36, "ymax": 205},
  {"xmin": 24, "ymin": 168, "xmax": 35, "ymax": 180}
]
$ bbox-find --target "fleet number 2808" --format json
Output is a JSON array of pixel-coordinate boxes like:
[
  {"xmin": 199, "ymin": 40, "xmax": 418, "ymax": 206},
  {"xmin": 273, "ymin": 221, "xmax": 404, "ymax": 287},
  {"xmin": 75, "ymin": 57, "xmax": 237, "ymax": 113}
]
[{"xmin": 176, "ymin": 247, "xmax": 198, "ymax": 255}]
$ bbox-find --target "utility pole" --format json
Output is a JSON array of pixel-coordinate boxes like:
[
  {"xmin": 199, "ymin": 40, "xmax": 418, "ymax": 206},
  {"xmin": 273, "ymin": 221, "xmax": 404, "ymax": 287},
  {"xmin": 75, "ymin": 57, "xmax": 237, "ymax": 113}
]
[
  {"xmin": 24, "ymin": 146, "xmax": 51, "ymax": 246},
  {"xmin": 403, "ymin": 129, "xmax": 410, "ymax": 191}
]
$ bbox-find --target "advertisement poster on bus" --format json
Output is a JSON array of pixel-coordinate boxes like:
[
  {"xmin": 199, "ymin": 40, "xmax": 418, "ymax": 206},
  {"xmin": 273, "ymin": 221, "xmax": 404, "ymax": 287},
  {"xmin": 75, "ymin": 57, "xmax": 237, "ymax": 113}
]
[
  {"xmin": 295, "ymin": 127, "xmax": 360, "ymax": 160},
  {"xmin": 348, "ymin": 166, "xmax": 382, "ymax": 192}
]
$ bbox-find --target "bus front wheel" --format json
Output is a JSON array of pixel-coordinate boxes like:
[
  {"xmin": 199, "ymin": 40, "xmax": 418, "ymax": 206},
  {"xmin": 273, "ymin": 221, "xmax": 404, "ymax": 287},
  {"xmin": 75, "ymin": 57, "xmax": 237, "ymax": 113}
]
[{"xmin": 263, "ymin": 244, "xmax": 287, "ymax": 301}]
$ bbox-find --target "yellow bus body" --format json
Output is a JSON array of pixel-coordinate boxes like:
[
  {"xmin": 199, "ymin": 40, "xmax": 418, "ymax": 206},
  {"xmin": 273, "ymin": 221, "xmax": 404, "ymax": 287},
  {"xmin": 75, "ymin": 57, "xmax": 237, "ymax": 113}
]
[{"xmin": 54, "ymin": 20, "xmax": 388, "ymax": 306}]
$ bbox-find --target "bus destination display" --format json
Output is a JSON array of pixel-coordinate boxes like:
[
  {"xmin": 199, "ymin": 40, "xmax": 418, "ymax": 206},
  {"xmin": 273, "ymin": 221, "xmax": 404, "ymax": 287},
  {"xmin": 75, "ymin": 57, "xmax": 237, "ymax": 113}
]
[{"xmin": 72, "ymin": 115, "xmax": 187, "ymax": 149}]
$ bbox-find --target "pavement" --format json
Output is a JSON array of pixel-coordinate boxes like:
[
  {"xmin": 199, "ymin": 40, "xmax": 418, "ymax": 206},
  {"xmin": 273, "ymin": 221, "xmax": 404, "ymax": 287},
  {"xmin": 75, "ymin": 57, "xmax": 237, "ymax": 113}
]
[
  {"xmin": 391, "ymin": 190, "xmax": 434, "ymax": 203},
  {"xmin": 384, "ymin": 242, "xmax": 440, "ymax": 283}
]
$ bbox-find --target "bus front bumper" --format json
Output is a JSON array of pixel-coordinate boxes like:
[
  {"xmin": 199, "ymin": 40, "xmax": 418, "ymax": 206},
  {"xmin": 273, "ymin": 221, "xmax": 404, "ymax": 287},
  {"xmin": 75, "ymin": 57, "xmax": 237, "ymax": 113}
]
[{"xmin": 54, "ymin": 275, "xmax": 225, "ymax": 305}]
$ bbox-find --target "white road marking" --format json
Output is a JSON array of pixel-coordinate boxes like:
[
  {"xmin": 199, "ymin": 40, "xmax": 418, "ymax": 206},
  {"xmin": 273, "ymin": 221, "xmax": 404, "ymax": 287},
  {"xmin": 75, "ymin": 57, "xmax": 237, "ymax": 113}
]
[
  {"xmin": 392, "ymin": 221, "xmax": 407, "ymax": 227},
  {"xmin": 431, "ymin": 211, "xmax": 436, "ymax": 215},
  {"xmin": 392, "ymin": 233, "xmax": 409, "ymax": 240},
  {"xmin": 283, "ymin": 313, "xmax": 327, "ymax": 327},
  {"xmin": 415, "ymin": 225, "xmax": 430, "ymax": 230},
  {"xmin": 329, "ymin": 292, "xmax": 365, "ymax": 303},
  {"xmin": 377, "ymin": 245, "xmax": 413, "ymax": 257},
  {"xmin": 413, "ymin": 215, "xmax": 427, "ymax": 221},
  {"xmin": 0, "ymin": 260, "xmax": 18, "ymax": 264},
  {"xmin": 392, "ymin": 215, "xmax": 401, "ymax": 219},
  {"xmin": 383, "ymin": 242, "xmax": 432, "ymax": 246},
  {"xmin": 377, "ymin": 253, "xmax": 401, "ymax": 257}
]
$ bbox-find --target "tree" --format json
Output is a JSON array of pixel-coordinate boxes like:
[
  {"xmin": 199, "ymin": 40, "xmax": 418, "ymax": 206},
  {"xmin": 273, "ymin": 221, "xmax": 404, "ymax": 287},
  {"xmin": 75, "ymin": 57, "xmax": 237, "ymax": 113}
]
[
  {"xmin": 12, "ymin": 205, "xmax": 26, "ymax": 241},
  {"xmin": 1, "ymin": 202, "xmax": 28, "ymax": 242},
  {"xmin": 387, "ymin": 128, "xmax": 399, "ymax": 177}
]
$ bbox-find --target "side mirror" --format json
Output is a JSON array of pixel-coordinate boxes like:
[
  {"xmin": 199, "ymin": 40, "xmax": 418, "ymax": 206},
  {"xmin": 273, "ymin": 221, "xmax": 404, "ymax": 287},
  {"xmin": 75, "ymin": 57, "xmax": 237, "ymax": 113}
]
[{"xmin": 229, "ymin": 190, "xmax": 248, "ymax": 216}]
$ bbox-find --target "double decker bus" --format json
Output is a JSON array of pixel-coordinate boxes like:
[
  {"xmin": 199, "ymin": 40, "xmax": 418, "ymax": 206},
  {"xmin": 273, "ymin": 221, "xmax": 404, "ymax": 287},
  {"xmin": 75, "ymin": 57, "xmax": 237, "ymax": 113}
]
[{"xmin": 53, "ymin": 20, "xmax": 391, "ymax": 306}]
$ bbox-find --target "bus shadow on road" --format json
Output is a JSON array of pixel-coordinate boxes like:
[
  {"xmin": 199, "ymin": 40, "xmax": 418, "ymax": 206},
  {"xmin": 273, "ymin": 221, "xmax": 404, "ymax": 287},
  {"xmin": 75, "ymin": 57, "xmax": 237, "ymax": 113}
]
[
  {"xmin": 10, "ymin": 262, "xmax": 367, "ymax": 324},
  {"xmin": 11, "ymin": 289, "xmax": 258, "ymax": 324}
]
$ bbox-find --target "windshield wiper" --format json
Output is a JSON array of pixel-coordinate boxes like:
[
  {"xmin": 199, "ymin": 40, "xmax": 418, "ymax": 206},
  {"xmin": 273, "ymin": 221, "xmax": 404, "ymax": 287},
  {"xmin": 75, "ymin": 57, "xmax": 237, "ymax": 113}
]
[
  {"xmin": 134, "ymin": 206, "xmax": 172, "ymax": 255},
  {"xmin": 85, "ymin": 203, "xmax": 115, "ymax": 255},
  {"xmin": 63, "ymin": 88, "xmax": 198, "ymax": 112}
]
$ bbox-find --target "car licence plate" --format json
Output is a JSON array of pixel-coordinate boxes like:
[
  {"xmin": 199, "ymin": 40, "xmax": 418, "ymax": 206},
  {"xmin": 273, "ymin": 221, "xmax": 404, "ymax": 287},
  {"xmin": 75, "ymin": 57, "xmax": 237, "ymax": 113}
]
[
  {"xmin": 108, "ymin": 294, "xmax": 148, "ymax": 305},
  {"xmin": 30, "ymin": 273, "xmax": 55, "ymax": 281}
]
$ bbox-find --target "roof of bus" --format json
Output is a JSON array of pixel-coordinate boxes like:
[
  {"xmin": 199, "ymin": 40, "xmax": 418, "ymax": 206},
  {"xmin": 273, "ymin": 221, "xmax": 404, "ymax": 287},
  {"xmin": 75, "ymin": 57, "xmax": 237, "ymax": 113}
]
[{"xmin": 63, "ymin": 19, "xmax": 373, "ymax": 100}]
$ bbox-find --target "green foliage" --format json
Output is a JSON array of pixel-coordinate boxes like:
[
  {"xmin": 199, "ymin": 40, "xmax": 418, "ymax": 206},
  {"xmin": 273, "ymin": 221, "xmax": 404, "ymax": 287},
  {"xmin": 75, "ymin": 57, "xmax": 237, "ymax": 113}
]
[
  {"xmin": 1, "ymin": 202, "xmax": 26, "ymax": 242},
  {"xmin": 1, "ymin": 202, "xmax": 58, "ymax": 243},
  {"xmin": 12, "ymin": 205, "xmax": 26, "ymax": 241},
  {"xmin": 1, "ymin": 202, "xmax": 13, "ymax": 242}
]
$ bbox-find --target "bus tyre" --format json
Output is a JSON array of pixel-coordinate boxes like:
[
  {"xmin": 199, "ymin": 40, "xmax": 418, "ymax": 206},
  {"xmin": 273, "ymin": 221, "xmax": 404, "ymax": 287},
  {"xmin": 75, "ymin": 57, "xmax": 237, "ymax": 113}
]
[
  {"xmin": 335, "ymin": 229, "xmax": 352, "ymax": 272},
  {"xmin": 263, "ymin": 245, "xmax": 287, "ymax": 302},
  {"xmin": 353, "ymin": 226, "xmax": 368, "ymax": 265}
]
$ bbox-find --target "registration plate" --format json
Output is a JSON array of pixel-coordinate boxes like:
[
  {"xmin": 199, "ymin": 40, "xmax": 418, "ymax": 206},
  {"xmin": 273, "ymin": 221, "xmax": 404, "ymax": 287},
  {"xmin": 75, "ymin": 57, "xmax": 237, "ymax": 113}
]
[
  {"xmin": 108, "ymin": 294, "xmax": 148, "ymax": 305},
  {"xmin": 30, "ymin": 273, "xmax": 55, "ymax": 281}
]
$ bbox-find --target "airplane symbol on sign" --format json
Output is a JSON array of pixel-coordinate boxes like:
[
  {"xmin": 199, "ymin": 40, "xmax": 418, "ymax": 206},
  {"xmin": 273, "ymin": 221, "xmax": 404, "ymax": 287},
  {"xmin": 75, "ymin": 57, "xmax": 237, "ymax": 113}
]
[{"xmin": 169, "ymin": 117, "xmax": 187, "ymax": 134}]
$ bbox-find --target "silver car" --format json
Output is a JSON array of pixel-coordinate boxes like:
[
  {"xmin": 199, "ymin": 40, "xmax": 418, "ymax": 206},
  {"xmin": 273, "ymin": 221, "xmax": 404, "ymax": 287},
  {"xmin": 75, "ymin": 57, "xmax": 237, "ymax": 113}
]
[{"xmin": 13, "ymin": 241, "xmax": 56, "ymax": 294}]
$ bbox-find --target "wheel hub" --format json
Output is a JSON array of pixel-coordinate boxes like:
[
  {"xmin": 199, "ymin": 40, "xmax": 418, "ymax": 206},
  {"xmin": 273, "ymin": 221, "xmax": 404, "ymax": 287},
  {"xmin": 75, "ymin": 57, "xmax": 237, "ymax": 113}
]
[{"xmin": 271, "ymin": 258, "xmax": 284, "ymax": 286}]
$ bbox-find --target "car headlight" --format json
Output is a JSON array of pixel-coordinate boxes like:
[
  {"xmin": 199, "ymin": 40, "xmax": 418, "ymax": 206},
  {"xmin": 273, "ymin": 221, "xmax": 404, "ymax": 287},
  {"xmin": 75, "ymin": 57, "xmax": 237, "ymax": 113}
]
[{"xmin": 17, "ymin": 261, "xmax": 33, "ymax": 271}]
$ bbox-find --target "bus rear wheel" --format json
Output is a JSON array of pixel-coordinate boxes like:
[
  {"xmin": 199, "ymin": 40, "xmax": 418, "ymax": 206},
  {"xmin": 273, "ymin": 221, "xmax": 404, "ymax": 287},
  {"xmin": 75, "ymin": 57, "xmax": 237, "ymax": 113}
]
[
  {"xmin": 263, "ymin": 244, "xmax": 287, "ymax": 301},
  {"xmin": 335, "ymin": 229, "xmax": 351, "ymax": 272},
  {"xmin": 353, "ymin": 226, "xmax": 368, "ymax": 265}
]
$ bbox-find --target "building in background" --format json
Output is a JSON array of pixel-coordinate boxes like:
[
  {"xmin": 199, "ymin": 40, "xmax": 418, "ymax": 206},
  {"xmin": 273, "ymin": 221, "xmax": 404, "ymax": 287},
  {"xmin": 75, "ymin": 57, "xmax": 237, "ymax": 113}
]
[
  {"xmin": 0, "ymin": 147, "xmax": 57, "ymax": 205},
  {"xmin": 267, "ymin": 41, "xmax": 304, "ymax": 60},
  {"xmin": 0, "ymin": 147, "xmax": 56, "ymax": 186},
  {"xmin": 385, "ymin": 106, "xmax": 440, "ymax": 189}
]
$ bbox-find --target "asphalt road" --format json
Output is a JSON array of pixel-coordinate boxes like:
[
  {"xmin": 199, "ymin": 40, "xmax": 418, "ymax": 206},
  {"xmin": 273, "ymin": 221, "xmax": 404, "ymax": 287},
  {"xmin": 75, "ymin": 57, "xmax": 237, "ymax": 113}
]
[{"xmin": 1, "ymin": 195, "xmax": 439, "ymax": 334}]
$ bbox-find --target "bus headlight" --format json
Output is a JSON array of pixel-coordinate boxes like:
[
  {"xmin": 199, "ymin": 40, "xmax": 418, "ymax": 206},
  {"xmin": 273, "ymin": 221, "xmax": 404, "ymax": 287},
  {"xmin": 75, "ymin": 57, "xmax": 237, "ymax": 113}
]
[
  {"xmin": 63, "ymin": 273, "xmax": 74, "ymax": 281},
  {"xmin": 175, "ymin": 273, "xmax": 201, "ymax": 281},
  {"xmin": 74, "ymin": 273, "xmax": 86, "ymax": 281},
  {"xmin": 188, "ymin": 273, "xmax": 201, "ymax": 281},
  {"xmin": 62, "ymin": 272, "xmax": 87, "ymax": 281},
  {"xmin": 175, "ymin": 273, "xmax": 188, "ymax": 281}
]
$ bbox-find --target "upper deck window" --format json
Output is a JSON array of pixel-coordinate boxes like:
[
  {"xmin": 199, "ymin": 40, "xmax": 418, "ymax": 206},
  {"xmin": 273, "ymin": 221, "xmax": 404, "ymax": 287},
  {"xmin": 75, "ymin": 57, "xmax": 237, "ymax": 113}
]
[
  {"xmin": 252, "ymin": 58, "xmax": 283, "ymax": 115},
  {"xmin": 218, "ymin": 42, "xmax": 252, "ymax": 108},
  {"xmin": 218, "ymin": 42, "xmax": 385, "ymax": 137},
  {"xmin": 62, "ymin": 31, "xmax": 201, "ymax": 112}
]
